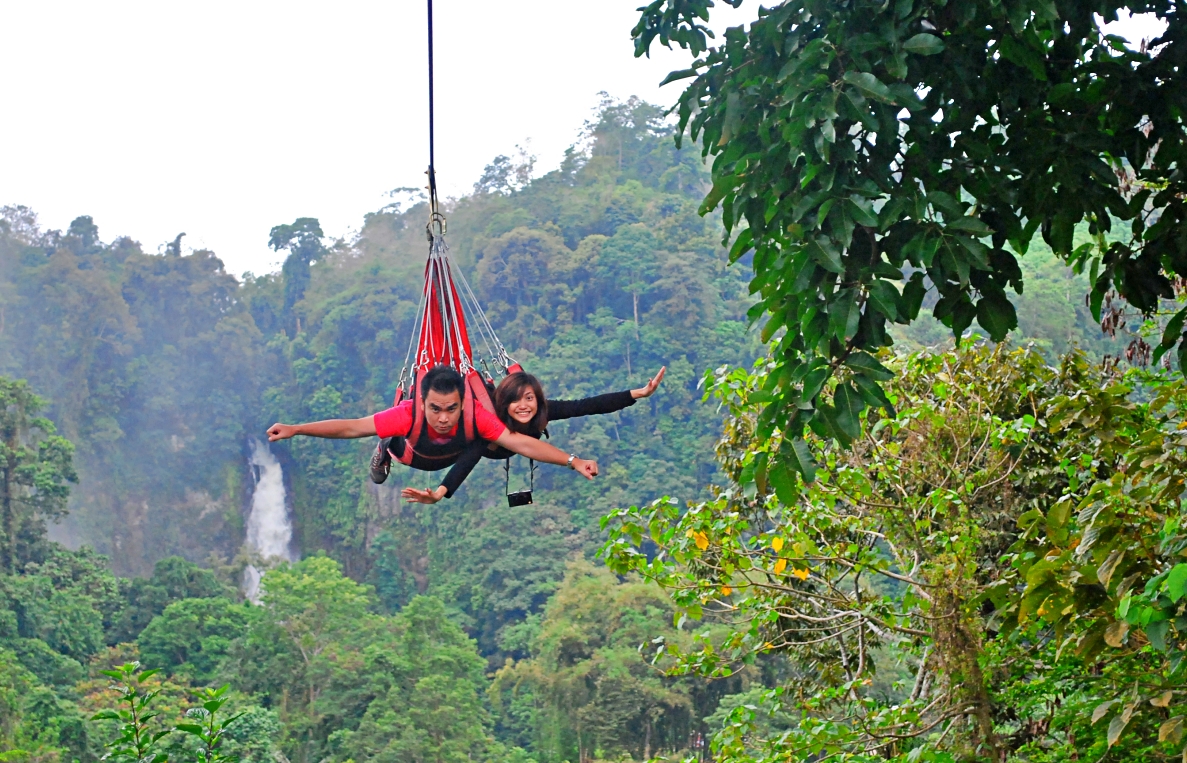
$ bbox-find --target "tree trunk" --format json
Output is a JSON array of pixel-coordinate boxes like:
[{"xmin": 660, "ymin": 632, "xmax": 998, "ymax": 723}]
[
  {"xmin": 643, "ymin": 717, "xmax": 651, "ymax": 761},
  {"xmin": 2, "ymin": 450, "xmax": 14, "ymax": 573},
  {"xmin": 633, "ymin": 291, "xmax": 640, "ymax": 341}
]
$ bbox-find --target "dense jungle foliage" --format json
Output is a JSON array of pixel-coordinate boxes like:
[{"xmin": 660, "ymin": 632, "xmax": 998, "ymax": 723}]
[
  {"xmin": 0, "ymin": 86, "xmax": 1172, "ymax": 763},
  {"xmin": 635, "ymin": 0, "xmax": 1185, "ymax": 480}
]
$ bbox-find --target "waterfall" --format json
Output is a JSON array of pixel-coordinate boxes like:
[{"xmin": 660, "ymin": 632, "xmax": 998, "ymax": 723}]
[{"xmin": 243, "ymin": 438, "xmax": 297, "ymax": 603}]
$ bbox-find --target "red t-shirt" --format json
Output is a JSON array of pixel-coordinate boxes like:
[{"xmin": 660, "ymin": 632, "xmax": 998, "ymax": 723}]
[{"xmin": 372, "ymin": 399, "xmax": 507, "ymax": 444}]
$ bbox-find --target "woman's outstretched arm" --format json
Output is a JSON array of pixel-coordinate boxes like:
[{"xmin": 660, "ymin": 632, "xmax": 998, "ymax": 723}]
[
  {"xmin": 548, "ymin": 366, "xmax": 666, "ymax": 421},
  {"xmin": 402, "ymin": 440, "xmax": 488, "ymax": 504}
]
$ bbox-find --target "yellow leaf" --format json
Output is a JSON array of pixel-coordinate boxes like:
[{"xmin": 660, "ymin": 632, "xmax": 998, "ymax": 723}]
[
  {"xmin": 774, "ymin": 558, "xmax": 787, "ymax": 574},
  {"xmin": 694, "ymin": 532, "xmax": 709, "ymax": 550},
  {"xmin": 1104, "ymin": 621, "xmax": 1129, "ymax": 648},
  {"xmin": 792, "ymin": 568, "xmax": 810, "ymax": 581},
  {"xmin": 1160, "ymin": 716, "xmax": 1183, "ymax": 743},
  {"xmin": 1152, "ymin": 691, "xmax": 1174, "ymax": 708},
  {"xmin": 1092, "ymin": 700, "xmax": 1117, "ymax": 725},
  {"xmin": 1108, "ymin": 703, "xmax": 1134, "ymax": 747},
  {"xmin": 771, "ymin": 536, "xmax": 784, "ymax": 552},
  {"xmin": 721, "ymin": 586, "xmax": 732, "ymax": 596}
]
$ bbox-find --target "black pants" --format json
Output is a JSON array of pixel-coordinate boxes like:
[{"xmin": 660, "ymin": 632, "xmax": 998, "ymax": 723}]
[{"xmin": 383, "ymin": 436, "xmax": 463, "ymax": 473}]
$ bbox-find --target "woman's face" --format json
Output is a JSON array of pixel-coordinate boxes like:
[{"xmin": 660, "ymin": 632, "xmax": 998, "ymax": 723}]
[{"xmin": 507, "ymin": 388, "xmax": 538, "ymax": 425}]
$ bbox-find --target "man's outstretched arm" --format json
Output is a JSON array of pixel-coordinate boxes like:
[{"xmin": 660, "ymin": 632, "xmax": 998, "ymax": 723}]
[
  {"xmin": 267, "ymin": 417, "xmax": 377, "ymax": 441},
  {"xmin": 495, "ymin": 431, "xmax": 599, "ymax": 479}
]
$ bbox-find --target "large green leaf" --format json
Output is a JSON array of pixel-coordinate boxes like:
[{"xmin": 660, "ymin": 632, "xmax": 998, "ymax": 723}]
[
  {"xmin": 852, "ymin": 373, "xmax": 895, "ymax": 415},
  {"xmin": 902, "ymin": 33, "xmax": 944, "ymax": 55},
  {"xmin": 784, "ymin": 436, "xmax": 816, "ymax": 482},
  {"xmin": 841, "ymin": 71, "xmax": 893, "ymax": 103},
  {"xmin": 975, "ymin": 292, "xmax": 1018, "ymax": 342},
  {"xmin": 844, "ymin": 351, "xmax": 894, "ymax": 381},
  {"xmin": 866, "ymin": 280, "xmax": 902, "ymax": 322},
  {"xmin": 945, "ymin": 216, "xmax": 993, "ymax": 236},
  {"xmin": 1166, "ymin": 564, "xmax": 1187, "ymax": 602},
  {"xmin": 832, "ymin": 382, "xmax": 865, "ymax": 440},
  {"xmin": 829, "ymin": 292, "xmax": 861, "ymax": 342}
]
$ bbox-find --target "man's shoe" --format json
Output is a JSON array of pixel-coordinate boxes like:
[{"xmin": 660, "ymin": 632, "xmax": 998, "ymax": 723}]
[{"xmin": 370, "ymin": 439, "xmax": 392, "ymax": 484}]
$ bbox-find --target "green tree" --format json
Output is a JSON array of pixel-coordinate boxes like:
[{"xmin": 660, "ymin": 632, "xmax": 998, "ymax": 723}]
[
  {"xmin": 137, "ymin": 598, "xmax": 254, "ymax": 685},
  {"xmin": 335, "ymin": 596, "xmax": 495, "ymax": 763},
  {"xmin": 603, "ymin": 342, "xmax": 1187, "ymax": 760},
  {"xmin": 634, "ymin": 0, "xmax": 1185, "ymax": 476},
  {"xmin": 269, "ymin": 218, "xmax": 327, "ymax": 336},
  {"xmin": 110, "ymin": 556, "xmax": 235, "ymax": 645},
  {"xmin": 492, "ymin": 562, "xmax": 713, "ymax": 762},
  {"xmin": 226, "ymin": 555, "xmax": 372, "ymax": 762},
  {"xmin": 2, "ymin": 545, "xmax": 120, "ymax": 659},
  {"xmin": 220, "ymin": 705, "xmax": 283, "ymax": 763},
  {"xmin": 0, "ymin": 648, "xmax": 90, "ymax": 762},
  {"xmin": 0, "ymin": 377, "xmax": 76, "ymax": 573},
  {"xmin": 597, "ymin": 223, "xmax": 661, "ymax": 352}
]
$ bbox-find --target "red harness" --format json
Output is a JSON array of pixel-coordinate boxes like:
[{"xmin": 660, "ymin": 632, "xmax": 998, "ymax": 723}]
[
  {"xmin": 390, "ymin": 366, "xmax": 511, "ymax": 466},
  {"xmin": 390, "ymin": 181, "xmax": 524, "ymax": 468}
]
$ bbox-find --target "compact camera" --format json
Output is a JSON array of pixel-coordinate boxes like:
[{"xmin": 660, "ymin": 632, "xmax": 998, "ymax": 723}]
[{"xmin": 507, "ymin": 490, "xmax": 533, "ymax": 507}]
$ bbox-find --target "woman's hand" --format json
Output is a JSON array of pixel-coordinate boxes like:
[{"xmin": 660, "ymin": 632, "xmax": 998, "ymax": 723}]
[
  {"xmin": 631, "ymin": 366, "xmax": 666, "ymax": 399},
  {"xmin": 572, "ymin": 458, "xmax": 599, "ymax": 480},
  {"xmin": 267, "ymin": 423, "xmax": 297, "ymax": 442},
  {"xmin": 402, "ymin": 485, "xmax": 447, "ymax": 504}
]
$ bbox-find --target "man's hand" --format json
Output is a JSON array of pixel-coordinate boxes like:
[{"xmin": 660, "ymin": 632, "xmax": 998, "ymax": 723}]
[
  {"xmin": 572, "ymin": 458, "xmax": 599, "ymax": 480},
  {"xmin": 266, "ymin": 417, "xmax": 376, "ymax": 441},
  {"xmin": 402, "ymin": 485, "xmax": 447, "ymax": 504},
  {"xmin": 631, "ymin": 366, "xmax": 666, "ymax": 399},
  {"xmin": 268, "ymin": 423, "xmax": 298, "ymax": 442}
]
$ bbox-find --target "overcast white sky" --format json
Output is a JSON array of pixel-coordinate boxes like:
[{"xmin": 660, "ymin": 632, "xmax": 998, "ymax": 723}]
[
  {"xmin": 0, "ymin": 3, "xmax": 1165, "ymax": 276},
  {"xmin": 0, "ymin": 1, "xmax": 751, "ymax": 275}
]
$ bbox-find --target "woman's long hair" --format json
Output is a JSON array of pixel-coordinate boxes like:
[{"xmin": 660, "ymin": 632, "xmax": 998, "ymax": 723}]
[{"xmin": 494, "ymin": 372, "xmax": 549, "ymax": 435}]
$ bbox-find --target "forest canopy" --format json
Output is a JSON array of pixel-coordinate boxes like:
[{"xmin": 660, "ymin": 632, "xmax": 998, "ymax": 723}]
[
  {"xmin": 634, "ymin": 0, "xmax": 1186, "ymax": 478},
  {"xmin": 0, "ymin": 28, "xmax": 1178, "ymax": 759}
]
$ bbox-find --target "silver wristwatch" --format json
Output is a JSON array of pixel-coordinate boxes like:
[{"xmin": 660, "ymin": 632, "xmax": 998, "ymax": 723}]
[{"xmin": 567, "ymin": 454, "xmax": 577, "ymax": 469}]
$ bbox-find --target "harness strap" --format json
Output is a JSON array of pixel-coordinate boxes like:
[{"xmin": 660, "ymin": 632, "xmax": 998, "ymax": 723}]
[
  {"xmin": 504, "ymin": 457, "xmax": 536, "ymax": 494},
  {"xmin": 392, "ymin": 439, "xmax": 463, "ymax": 466},
  {"xmin": 464, "ymin": 369, "xmax": 497, "ymax": 442},
  {"xmin": 406, "ymin": 367, "xmax": 428, "ymax": 454},
  {"xmin": 396, "ymin": 369, "xmax": 493, "ymax": 466}
]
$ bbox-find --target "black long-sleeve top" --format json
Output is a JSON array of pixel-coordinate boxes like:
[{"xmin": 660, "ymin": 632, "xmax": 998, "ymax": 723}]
[{"xmin": 441, "ymin": 390, "xmax": 636, "ymax": 497}]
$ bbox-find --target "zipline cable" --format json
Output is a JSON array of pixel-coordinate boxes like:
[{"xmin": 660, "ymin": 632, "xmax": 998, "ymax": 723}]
[
  {"xmin": 427, "ymin": 0, "xmax": 438, "ymax": 213},
  {"xmin": 395, "ymin": 0, "xmax": 516, "ymax": 397}
]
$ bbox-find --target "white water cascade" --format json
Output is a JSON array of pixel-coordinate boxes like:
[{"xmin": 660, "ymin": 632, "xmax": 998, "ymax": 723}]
[{"xmin": 243, "ymin": 438, "xmax": 297, "ymax": 603}]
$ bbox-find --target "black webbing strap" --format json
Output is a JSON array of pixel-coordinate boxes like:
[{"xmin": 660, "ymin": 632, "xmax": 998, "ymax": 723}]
[{"xmin": 505, "ymin": 457, "xmax": 536, "ymax": 495}]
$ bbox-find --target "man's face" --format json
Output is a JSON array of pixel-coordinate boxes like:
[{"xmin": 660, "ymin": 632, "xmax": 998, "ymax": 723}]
[{"xmin": 423, "ymin": 389, "xmax": 463, "ymax": 435}]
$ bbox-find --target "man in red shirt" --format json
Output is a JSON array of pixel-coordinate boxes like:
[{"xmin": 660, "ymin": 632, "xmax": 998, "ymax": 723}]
[{"xmin": 266, "ymin": 365, "xmax": 599, "ymax": 502}]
